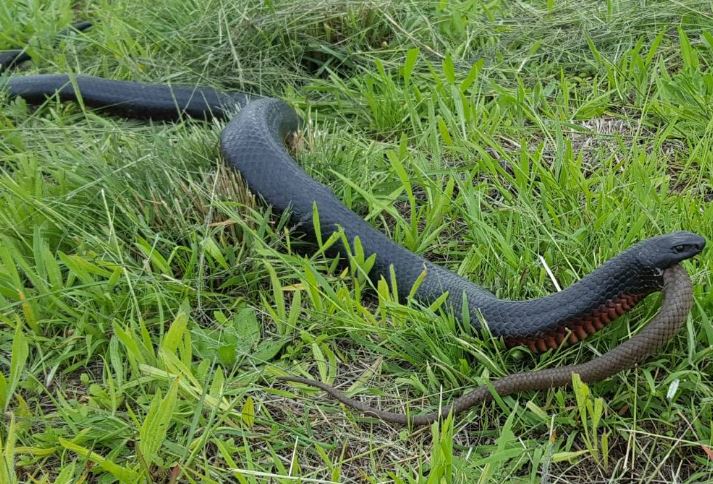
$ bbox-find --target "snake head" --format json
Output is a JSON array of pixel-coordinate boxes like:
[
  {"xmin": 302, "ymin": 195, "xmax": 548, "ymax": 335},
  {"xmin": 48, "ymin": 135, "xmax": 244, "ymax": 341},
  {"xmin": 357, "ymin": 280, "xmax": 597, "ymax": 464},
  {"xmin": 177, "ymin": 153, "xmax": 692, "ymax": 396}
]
[{"xmin": 636, "ymin": 231, "xmax": 705, "ymax": 270}]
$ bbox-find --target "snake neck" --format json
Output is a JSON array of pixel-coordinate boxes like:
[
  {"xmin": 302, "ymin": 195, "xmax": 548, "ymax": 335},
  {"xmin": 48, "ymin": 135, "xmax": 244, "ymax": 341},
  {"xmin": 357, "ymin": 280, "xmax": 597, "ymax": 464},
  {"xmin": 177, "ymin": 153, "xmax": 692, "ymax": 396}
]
[{"xmin": 410, "ymin": 247, "xmax": 665, "ymax": 350}]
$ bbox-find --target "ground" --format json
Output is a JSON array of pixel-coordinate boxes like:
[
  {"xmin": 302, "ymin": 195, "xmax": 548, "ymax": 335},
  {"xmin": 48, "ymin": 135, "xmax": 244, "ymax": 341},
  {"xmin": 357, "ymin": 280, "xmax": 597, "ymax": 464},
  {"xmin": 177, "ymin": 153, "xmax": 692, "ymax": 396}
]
[{"xmin": 0, "ymin": 0, "xmax": 712, "ymax": 482}]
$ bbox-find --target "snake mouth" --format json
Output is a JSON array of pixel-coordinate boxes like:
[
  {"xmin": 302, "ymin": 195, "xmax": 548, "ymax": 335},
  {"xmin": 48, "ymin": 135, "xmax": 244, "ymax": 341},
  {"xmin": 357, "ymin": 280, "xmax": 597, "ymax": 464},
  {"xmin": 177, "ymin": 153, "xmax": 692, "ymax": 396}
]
[{"xmin": 505, "ymin": 292, "xmax": 648, "ymax": 352}]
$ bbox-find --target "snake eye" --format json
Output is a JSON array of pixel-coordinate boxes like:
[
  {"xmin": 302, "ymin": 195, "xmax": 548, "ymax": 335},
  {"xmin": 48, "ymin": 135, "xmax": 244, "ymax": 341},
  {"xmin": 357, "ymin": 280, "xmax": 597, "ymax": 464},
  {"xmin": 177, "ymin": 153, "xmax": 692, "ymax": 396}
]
[{"xmin": 672, "ymin": 244, "xmax": 686, "ymax": 253}]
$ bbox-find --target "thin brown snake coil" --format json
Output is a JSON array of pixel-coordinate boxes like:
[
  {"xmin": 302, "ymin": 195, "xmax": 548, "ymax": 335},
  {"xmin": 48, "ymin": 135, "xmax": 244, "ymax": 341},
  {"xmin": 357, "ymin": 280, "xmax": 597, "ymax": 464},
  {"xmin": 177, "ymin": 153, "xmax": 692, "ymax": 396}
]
[{"xmin": 278, "ymin": 264, "xmax": 694, "ymax": 426}]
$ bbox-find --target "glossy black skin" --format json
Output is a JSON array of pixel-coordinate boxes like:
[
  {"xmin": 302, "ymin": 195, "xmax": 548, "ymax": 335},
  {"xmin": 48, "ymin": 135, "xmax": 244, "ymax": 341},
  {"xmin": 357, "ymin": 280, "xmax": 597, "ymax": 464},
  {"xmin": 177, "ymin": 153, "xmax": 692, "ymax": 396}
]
[
  {"xmin": 4, "ymin": 74, "xmax": 706, "ymax": 339},
  {"xmin": 635, "ymin": 232, "xmax": 705, "ymax": 270},
  {"xmin": 6, "ymin": 75, "xmax": 253, "ymax": 120}
]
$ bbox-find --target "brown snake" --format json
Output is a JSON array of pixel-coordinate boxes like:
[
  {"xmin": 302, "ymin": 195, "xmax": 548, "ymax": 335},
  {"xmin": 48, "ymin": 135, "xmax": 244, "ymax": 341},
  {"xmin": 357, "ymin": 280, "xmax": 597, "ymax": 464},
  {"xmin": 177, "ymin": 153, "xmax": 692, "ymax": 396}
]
[{"xmin": 278, "ymin": 264, "xmax": 694, "ymax": 426}]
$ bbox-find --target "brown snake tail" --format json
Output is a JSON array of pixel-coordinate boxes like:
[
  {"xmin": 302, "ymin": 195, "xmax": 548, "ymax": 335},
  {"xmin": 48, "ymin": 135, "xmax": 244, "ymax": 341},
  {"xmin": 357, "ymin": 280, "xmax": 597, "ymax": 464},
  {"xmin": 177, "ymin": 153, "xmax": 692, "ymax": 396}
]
[{"xmin": 278, "ymin": 264, "xmax": 694, "ymax": 426}]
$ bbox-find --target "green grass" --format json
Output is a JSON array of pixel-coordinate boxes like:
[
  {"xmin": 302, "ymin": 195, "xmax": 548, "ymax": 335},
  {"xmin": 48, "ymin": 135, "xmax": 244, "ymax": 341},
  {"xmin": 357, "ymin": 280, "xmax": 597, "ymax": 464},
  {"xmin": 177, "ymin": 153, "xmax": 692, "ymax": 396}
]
[{"xmin": 1, "ymin": 0, "xmax": 712, "ymax": 481}]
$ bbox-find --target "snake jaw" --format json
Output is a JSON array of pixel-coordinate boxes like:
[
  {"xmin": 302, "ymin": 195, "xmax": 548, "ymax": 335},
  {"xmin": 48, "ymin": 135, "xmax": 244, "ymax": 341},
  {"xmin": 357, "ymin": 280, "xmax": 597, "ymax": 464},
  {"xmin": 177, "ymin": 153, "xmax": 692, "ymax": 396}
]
[{"xmin": 506, "ymin": 292, "xmax": 648, "ymax": 352}]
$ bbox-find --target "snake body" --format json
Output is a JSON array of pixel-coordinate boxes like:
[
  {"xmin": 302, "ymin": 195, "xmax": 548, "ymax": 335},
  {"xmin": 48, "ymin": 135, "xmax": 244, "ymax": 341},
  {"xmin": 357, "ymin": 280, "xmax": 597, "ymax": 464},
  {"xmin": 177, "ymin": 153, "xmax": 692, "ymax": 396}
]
[{"xmin": 2, "ymin": 70, "xmax": 705, "ymax": 425}]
